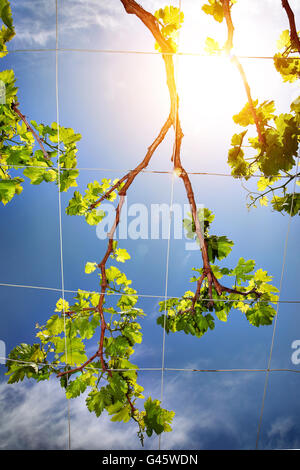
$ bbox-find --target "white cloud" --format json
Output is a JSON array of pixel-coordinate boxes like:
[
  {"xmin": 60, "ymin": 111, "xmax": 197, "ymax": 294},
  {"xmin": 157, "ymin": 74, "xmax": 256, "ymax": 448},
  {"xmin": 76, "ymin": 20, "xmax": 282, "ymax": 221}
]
[
  {"xmin": 0, "ymin": 379, "xmax": 139, "ymax": 450},
  {"xmin": 10, "ymin": 0, "xmax": 121, "ymax": 47},
  {"xmin": 268, "ymin": 416, "xmax": 294, "ymax": 439},
  {"xmin": 0, "ymin": 375, "xmax": 197, "ymax": 450},
  {"xmin": 265, "ymin": 416, "xmax": 300, "ymax": 449},
  {"xmin": 9, "ymin": 0, "xmax": 300, "ymax": 53},
  {"xmin": 0, "ymin": 365, "xmax": 299, "ymax": 450},
  {"xmin": 9, "ymin": 0, "xmax": 166, "ymax": 47}
]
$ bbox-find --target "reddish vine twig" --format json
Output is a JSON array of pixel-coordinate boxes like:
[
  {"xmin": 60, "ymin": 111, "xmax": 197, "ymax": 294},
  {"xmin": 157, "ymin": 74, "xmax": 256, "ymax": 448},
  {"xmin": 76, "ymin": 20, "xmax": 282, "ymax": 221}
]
[
  {"xmin": 221, "ymin": 0, "xmax": 266, "ymax": 146},
  {"xmin": 11, "ymin": 102, "xmax": 50, "ymax": 160},
  {"xmin": 63, "ymin": 306, "xmax": 97, "ymax": 318},
  {"xmin": 282, "ymin": 0, "xmax": 300, "ymax": 54},
  {"xmin": 57, "ymin": 352, "xmax": 100, "ymax": 378},
  {"xmin": 89, "ymin": 173, "xmax": 130, "ymax": 210}
]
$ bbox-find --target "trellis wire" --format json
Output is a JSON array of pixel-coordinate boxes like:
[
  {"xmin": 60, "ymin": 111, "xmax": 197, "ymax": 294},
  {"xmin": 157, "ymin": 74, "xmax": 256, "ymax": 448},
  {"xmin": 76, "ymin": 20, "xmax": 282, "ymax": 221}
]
[
  {"xmin": 5, "ymin": 47, "xmax": 300, "ymax": 60},
  {"xmin": 3, "ymin": 163, "xmax": 298, "ymax": 179},
  {"xmin": 159, "ymin": 0, "xmax": 183, "ymax": 450},
  {"xmin": 159, "ymin": 157, "xmax": 175, "ymax": 451},
  {"xmin": 0, "ymin": 281, "xmax": 299, "ymax": 304},
  {"xmin": 55, "ymin": 0, "xmax": 71, "ymax": 451},
  {"xmin": 1, "ymin": 356, "xmax": 300, "ymax": 374}
]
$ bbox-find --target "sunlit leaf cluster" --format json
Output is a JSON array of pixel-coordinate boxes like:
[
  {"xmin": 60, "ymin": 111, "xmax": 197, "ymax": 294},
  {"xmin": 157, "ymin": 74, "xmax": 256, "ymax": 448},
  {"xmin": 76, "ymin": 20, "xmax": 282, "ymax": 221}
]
[
  {"xmin": 228, "ymin": 97, "xmax": 300, "ymax": 214},
  {"xmin": 0, "ymin": 73, "xmax": 82, "ymax": 204},
  {"xmin": 66, "ymin": 178, "xmax": 124, "ymax": 225},
  {"xmin": 158, "ymin": 209, "xmax": 278, "ymax": 335},
  {"xmin": 274, "ymin": 30, "xmax": 300, "ymax": 83},
  {"xmin": 183, "ymin": 208, "xmax": 234, "ymax": 262},
  {"xmin": 0, "ymin": 5, "xmax": 81, "ymax": 204},
  {"xmin": 0, "ymin": 0, "xmax": 14, "ymax": 57},
  {"xmin": 202, "ymin": 1, "xmax": 299, "ymax": 215},
  {"xmin": 5, "ymin": 248, "xmax": 175, "ymax": 444},
  {"xmin": 154, "ymin": 5, "xmax": 184, "ymax": 52}
]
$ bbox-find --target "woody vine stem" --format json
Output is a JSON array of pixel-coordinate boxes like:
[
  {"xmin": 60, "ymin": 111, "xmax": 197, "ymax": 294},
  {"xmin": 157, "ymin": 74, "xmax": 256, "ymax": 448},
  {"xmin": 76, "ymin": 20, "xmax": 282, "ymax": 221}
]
[{"xmin": 57, "ymin": 0, "xmax": 267, "ymax": 384}]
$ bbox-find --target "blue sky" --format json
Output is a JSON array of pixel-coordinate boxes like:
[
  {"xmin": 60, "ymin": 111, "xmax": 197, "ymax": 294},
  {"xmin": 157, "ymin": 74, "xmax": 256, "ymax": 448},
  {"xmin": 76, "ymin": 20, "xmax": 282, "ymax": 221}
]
[{"xmin": 0, "ymin": 0, "xmax": 299, "ymax": 450}]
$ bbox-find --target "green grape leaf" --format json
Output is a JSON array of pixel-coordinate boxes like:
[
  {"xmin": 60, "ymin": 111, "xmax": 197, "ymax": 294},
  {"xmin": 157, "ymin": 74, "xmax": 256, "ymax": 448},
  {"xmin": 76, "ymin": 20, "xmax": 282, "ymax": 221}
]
[
  {"xmin": 231, "ymin": 258, "xmax": 255, "ymax": 285},
  {"xmin": 0, "ymin": 177, "xmax": 23, "ymax": 205},
  {"xmin": 52, "ymin": 336, "xmax": 87, "ymax": 366},
  {"xmin": 66, "ymin": 191, "xmax": 87, "ymax": 216},
  {"xmin": 206, "ymin": 235, "xmax": 234, "ymax": 262},
  {"xmin": 204, "ymin": 37, "xmax": 221, "ymax": 55},
  {"xmin": 246, "ymin": 303, "xmax": 276, "ymax": 327},
  {"xmin": 109, "ymin": 372, "xmax": 128, "ymax": 397},
  {"xmin": 105, "ymin": 335, "xmax": 131, "ymax": 357},
  {"xmin": 271, "ymin": 193, "xmax": 300, "ymax": 216},
  {"xmin": 85, "ymin": 262, "xmax": 98, "ymax": 274},
  {"xmin": 143, "ymin": 397, "xmax": 175, "ymax": 437},
  {"xmin": 257, "ymin": 176, "xmax": 281, "ymax": 192},
  {"xmin": 66, "ymin": 372, "xmax": 96, "ymax": 399},
  {"xmin": 274, "ymin": 30, "xmax": 300, "ymax": 83},
  {"xmin": 86, "ymin": 387, "xmax": 112, "ymax": 417},
  {"xmin": 122, "ymin": 323, "xmax": 143, "ymax": 345},
  {"xmin": 277, "ymin": 30, "xmax": 290, "ymax": 50},
  {"xmin": 113, "ymin": 248, "xmax": 131, "ymax": 263},
  {"xmin": 110, "ymin": 404, "xmax": 131, "ymax": 423},
  {"xmin": 85, "ymin": 209, "xmax": 105, "ymax": 226},
  {"xmin": 45, "ymin": 314, "xmax": 65, "ymax": 336},
  {"xmin": 154, "ymin": 5, "xmax": 184, "ymax": 53},
  {"xmin": 0, "ymin": 0, "xmax": 15, "ymax": 57},
  {"xmin": 215, "ymin": 309, "xmax": 228, "ymax": 322},
  {"xmin": 233, "ymin": 100, "xmax": 258, "ymax": 127},
  {"xmin": 55, "ymin": 298, "xmax": 70, "ymax": 313},
  {"xmin": 5, "ymin": 343, "xmax": 46, "ymax": 384},
  {"xmin": 202, "ymin": 0, "xmax": 224, "ymax": 23}
]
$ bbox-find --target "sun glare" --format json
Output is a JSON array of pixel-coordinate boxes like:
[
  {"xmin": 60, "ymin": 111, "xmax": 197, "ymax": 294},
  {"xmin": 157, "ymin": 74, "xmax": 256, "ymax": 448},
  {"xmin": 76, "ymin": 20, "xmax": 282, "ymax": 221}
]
[{"xmin": 177, "ymin": 54, "xmax": 245, "ymax": 130}]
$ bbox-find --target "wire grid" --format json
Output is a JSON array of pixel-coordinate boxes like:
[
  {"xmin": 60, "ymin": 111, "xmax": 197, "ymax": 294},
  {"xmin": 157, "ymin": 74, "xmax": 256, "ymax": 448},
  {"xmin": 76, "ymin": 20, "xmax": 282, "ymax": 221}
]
[{"xmin": 1, "ymin": 0, "xmax": 299, "ymax": 452}]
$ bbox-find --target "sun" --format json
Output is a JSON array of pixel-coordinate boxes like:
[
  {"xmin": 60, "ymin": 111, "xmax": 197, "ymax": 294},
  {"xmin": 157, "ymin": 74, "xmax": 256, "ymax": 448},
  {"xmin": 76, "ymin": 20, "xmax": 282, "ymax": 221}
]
[{"xmin": 176, "ymin": 53, "xmax": 247, "ymax": 131}]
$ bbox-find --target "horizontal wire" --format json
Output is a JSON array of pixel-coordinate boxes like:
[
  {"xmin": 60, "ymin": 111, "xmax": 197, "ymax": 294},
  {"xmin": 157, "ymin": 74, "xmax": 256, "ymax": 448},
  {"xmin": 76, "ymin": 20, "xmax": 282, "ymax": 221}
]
[
  {"xmin": 5, "ymin": 47, "xmax": 300, "ymax": 60},
  {"xmin": 165, "ymin": 368, "xmax": 300, "ymax": 373},
  {"xmin": 0, "ymin": 282, "xmax": 299, "ymax": 304},
  {"xmin": 2, "ymin": 163, "xmax": 298, "ymax": 179},
  {"xmin": 1, "ymin": 357, "xmax": 300, "ymax": 373}
]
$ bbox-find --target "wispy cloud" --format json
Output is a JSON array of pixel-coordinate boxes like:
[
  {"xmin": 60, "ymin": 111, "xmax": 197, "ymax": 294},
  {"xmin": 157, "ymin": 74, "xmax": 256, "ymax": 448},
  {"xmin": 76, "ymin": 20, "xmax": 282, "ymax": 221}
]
[
  {"xmin": 0, "ymin": 379, "xmax": 139, "ymax": 450},
  {"xmin": 0, "ymin": 376, "xmax": 197, "ymax": 450},
  {"xmin": 9, "ymin": 0, "xmax": 300, "ymax": 52},
  {"xmin": 10, "ymin": 0, "xmax": 121, "ymax": 47},
  {"xmin": 9, "ymin": 0, "xmax": 174, "ymax": 47},
  {"xmin": 1, "ymin": 365, "xmax": 298, "ymax": 450},
  {"xmin": 268, "ymin": 416, "xmax": 294, "ymax": 440}
]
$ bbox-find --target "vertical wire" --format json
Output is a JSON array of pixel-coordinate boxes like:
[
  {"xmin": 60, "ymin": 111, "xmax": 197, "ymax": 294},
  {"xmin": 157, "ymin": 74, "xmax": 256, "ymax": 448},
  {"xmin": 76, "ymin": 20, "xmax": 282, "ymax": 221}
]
[
  {"xmin": 55, "ymin": 0, "xmax": 71, "ymax": 451},
  {"xmin": 158, "ymin": 0, "xmax": 182, "ymax": 451},
  {"xmin": 158, "ymin": 173, "xmax": 175, "ymax": 451},
  {"xmin": 255, "ymin": 152, "xmax": 300, "ymax": 449}
]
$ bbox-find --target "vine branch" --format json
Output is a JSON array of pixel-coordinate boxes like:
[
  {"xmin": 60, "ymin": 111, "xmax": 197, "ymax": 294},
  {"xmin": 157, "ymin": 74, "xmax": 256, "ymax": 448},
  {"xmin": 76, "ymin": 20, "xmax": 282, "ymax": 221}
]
[
  {"xmin": 57, "ymin": 352, "xmax": 99, "ymax": 378},
  {"xmin": 282, "ymin": 0, "xmax": 300, "ymax": 53},
  {"xmin": 221, "ymin": 0, "xmax": 266, "ymax": 146},
  {"xmin": 11, "ymin": 102, "xmax": 50, "ymax": 160},
  {"xmin": 247, "ymin": 173, "xmax": 300, "ymax": 209}
]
